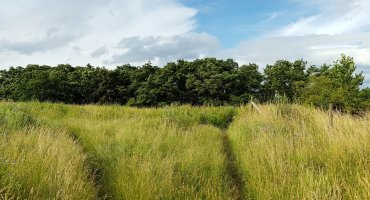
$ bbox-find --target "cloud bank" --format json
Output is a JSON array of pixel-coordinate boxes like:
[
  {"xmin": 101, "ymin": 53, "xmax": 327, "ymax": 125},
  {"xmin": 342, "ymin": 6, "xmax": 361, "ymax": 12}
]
[
  {"xmin": 0, "ymin": 0, "xmax": 217, "ymax": 67},
  {"xmin": 225, "ymin": 0, "xmax": 370, "ymax": 82},
  {"xmin": 0, "ymin": 0, "xmax": 370, "ymax": 85}
]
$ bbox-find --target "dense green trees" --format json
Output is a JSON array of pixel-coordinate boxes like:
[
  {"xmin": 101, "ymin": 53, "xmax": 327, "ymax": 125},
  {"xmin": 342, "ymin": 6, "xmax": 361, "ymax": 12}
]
[
  {"xmin": 264, "ymin": 60, "xmax": 308, "ymax": 101},
  {"xmin": 301, "ymin": 55, "xmax": 364, "ymax": 113},
  {"xmin": 0, "ymin": 55, "xmax": 369, "ymax": 112}
]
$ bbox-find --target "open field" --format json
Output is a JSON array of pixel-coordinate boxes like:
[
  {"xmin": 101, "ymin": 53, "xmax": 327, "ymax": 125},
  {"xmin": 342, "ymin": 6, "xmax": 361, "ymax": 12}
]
[
  {"xmin": 1, "ymin": 102, "xmax": 369, "ymax": 199},
  {"xmin": 229, "ymin": 105, "xmax": 370, "ymax": 199},
  {"xmin": 0, "ymin": 102, "xmax": 237, "ymax": 199}
]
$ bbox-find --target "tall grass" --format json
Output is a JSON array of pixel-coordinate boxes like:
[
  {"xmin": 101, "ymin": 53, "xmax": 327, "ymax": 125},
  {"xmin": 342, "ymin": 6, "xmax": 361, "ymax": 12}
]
[
  {"xmin": 2, "ymin": 101, "xmax": 369, "ymax": 199},
  {"xmin": 1, "ymin": 102, "xmax": 236, "ymax": 199},
  {"xmin": 228, "ymin": 104, "xmax": 370, "ymax": 199},
  {"xmin": 54, "ymin": 106, "xmax": 235, "ymax": 199},
  {"xmin": 0, "ymin": 104, "xmax": 96, "ymax": 199}
]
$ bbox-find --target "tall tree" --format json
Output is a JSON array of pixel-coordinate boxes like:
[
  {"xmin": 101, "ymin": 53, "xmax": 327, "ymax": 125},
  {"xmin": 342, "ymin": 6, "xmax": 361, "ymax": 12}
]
[
  {"xmin": 264, "ymin": 59, "xmax": 308, "ymax": 101},
  {"xmin": 302, "ymin": 55, "xmax": 364, "ymax": 113}
]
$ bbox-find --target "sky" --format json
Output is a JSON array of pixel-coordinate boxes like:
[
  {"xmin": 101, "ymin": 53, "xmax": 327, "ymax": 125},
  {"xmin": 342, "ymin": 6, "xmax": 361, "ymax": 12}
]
[{"xmin": 1, "ymin": 0, "xmax": 370, "ymax": 84}]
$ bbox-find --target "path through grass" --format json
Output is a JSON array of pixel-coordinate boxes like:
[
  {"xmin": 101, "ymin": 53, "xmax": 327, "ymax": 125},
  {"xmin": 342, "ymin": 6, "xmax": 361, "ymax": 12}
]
[
  {"xmin": 222, "ymin": 131, "xmax": 246, "ymax": 200},
  {"xmin": 2, "ymin": 102, "xmax": 370, "ymax": 199},
  {"xmin": 1, "ymin": 102, "xmax": 240, "ymax": 199}
]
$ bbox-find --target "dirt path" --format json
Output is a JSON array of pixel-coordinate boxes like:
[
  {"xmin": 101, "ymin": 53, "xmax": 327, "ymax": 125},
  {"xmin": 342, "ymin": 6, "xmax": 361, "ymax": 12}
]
[{"xmin": 222, "ymin": 130, "xmax": 247, "ymax": 200}]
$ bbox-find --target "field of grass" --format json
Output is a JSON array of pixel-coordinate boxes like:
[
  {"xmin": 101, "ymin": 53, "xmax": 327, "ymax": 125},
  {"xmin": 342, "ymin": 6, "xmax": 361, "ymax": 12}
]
[
  {"xmin": 0, "ymin": 102, "xmax": 237, "ymax": 199},
  {"xmin": 228, "ymin": 104, "xmax": 370, "ymax": 199},
  {"xmin": 1, "ymin": 102, "xmax": 369, "ymax": 199}
]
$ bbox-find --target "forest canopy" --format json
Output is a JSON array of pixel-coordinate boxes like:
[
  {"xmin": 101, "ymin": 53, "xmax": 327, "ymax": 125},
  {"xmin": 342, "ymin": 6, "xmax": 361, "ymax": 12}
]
[{"xmin": 0, "ymin": 54, "xmax": 369, "ymax": 113}]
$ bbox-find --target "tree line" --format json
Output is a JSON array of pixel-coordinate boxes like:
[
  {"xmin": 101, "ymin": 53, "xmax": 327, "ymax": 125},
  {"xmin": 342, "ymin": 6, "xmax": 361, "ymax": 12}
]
[{"xmin": 1, "ymin": 54, "xmax": 369, "ymax": 113}]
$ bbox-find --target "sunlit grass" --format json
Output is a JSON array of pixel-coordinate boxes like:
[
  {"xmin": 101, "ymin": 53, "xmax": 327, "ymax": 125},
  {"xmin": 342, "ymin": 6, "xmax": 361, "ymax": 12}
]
[
  {"xmin": 1, "ymin": 102, "xmax": 369, "ymax": 199},
  {"xmin": 228, "ymin": 104, "xmax": 370, "ymax": 199},
  {"xmin": 0, "ymin": 127, "xmax": 96, "ymax": 199},
  {"xmin": 1, "ymin": 102, "xmax": 236, "ymax": 199},
  {"xmin": 54, "ymin": 106, "xmax": 235, "ymax": 199}
]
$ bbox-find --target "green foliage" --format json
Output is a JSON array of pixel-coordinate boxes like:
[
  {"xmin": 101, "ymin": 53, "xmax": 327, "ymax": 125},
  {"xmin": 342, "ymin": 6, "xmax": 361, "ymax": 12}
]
[
  {"xmin": 264, "ymin": 59, "xmax": 308, "ymax": 101},
  {"xmin": 0, "ymin": 58, "xmax": 263, "ymax": 107},
  {"xmin": 302, "ymin": 55, "xmax": 365, "ymax": 113},
  {"xmin": 0, "ymin": 55, "xmax": 369, "ymax": 112},
  {"xmin": 360, "ymin": 88, "xmax": 370, "ymax": 109}
]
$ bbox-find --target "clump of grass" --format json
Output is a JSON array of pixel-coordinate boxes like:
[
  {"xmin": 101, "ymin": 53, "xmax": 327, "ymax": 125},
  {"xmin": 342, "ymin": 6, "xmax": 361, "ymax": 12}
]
[
  {"xmin": 110, "ymin": 124, "xmax": 232, "ymax": 199},
  {"xmin": 0, "ymin": 103, "xmax": 34, "ymax": 131},
  {"xmin": 0, "ymin": 128, "xmax": 97, "ymax": 199},
  {"xmin": 164, "ymin": 105, "xmax": 236, "ymax": 129},
  {"xmin": 228, "ymin": 104, "xmax": 370, "ymax": 199}
]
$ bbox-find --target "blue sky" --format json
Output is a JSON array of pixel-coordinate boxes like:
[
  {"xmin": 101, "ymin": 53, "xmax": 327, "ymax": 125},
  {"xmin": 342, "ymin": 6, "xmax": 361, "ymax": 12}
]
[
  {"xmin": 1, "ymin": 0, "xmax": 370, "ymax": 84},
  {"xmin": 180, "ymin": 0, "xmax": 301, "ymax": 47}
]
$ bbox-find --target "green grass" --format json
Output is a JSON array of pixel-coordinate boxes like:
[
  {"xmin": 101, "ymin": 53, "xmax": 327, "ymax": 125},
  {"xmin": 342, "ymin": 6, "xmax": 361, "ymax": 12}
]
[
  {"xmin": 1, "ymin": 102, "xmax": 369, "ymax": 199},
  {"xmin": 0, "ymin": 102, "xmax": 237, "ymax": 199},
  {"xmin": 0, "ymin": 103, "xmax": 96, "ymax": 199},
  {"xmin": 228, "ymin": 104, "xmax": 370, "ymax": 199}
]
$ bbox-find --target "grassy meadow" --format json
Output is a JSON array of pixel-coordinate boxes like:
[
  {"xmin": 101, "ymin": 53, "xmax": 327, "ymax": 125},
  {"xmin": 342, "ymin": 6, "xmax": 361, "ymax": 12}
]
[
  {"xmin": 228, "ymin": 104, "xmax": 370, "ymax": 199},
  {"xmin": 0, "ymin": 102, "xmax": 369, "ymax": 199},
  {"xmin": 0, "ymin": 102, "xmax": 237, "ymax": 199}
]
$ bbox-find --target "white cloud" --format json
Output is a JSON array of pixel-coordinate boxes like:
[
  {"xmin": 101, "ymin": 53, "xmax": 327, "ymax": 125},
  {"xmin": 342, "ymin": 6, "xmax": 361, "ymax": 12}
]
[
  {"xmin": 278, "ymin": 0, "xmax": 370, "ymax": 36},
  {"xmin": 106, "ymin": 32, "xmax": 219, "ymax": 65},
  {"xmin": 0, "ymin": 0, "xmax": 217, "ymax": 67},
  {"xmin": 262, "ymin": 11, "xmax": 284, "ymax": 23},
  {"xmin": 0, "ymin": 0, "xmax": 103, "ymax": 48},
  {"xmin": 91, "ymin": 46, "xmax": 109, "ymax": 58},
  {"xmin": 1, "ymin": 0, "xmax": 370, "ymax": 87},
  {"xmin": 222, "ymin": 33, "xmax": 370, "ymax": 66},
  {"xmin": 220, "ymin": 0, "xmax": 370, "ymax": 85},
  {"xmin": 221, "ymin": 33, "xmax": 370, "ymax": 85}
]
